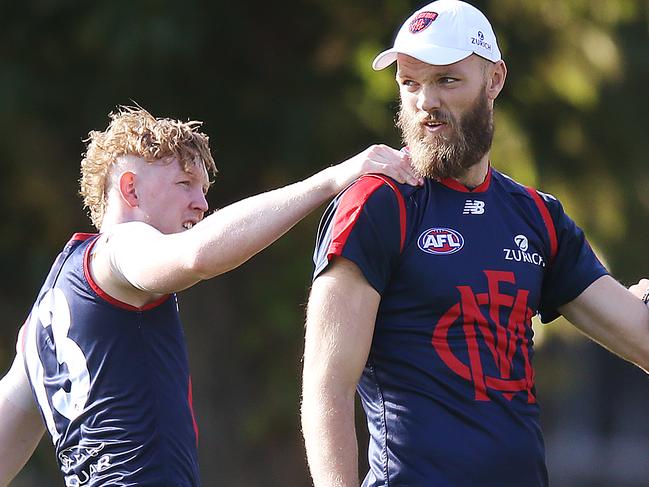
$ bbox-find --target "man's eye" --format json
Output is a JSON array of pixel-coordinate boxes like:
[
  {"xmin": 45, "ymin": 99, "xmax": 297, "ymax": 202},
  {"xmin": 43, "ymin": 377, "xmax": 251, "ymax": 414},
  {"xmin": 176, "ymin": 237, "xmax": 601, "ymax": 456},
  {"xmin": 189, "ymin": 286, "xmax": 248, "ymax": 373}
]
[
  {"xmin": 401, "ymin": 80, "xmax": 418, "ymax": 89},
  {"xmin": 439, "ymin": 77, "xmax": 457, "ymax": 84}
]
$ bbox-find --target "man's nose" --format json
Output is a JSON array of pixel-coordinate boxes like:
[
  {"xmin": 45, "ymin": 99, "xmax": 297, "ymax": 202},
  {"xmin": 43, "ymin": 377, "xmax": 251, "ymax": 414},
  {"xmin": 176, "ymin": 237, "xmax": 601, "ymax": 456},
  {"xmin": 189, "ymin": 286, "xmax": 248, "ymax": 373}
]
[
  {"xmin": 194, "ymin": 190, "xmax": 209, "ymax": 214},
  {"xmin": 417, "ymin": 85, "xmax": 441, "ymax": 113}
]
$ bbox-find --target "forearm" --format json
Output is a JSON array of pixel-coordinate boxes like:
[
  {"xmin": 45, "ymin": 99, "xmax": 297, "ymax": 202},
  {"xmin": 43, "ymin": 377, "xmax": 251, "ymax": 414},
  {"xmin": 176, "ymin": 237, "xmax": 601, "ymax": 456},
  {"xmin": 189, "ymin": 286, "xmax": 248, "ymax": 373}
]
[
  {"xmin": 191, "ymin": 168, "xmax": 340, "ymax": 278},
  {"xmin": 561, "ymin": 275, "xmax": 649, "ymax": 372},
  {"xmin": 579, "ymin": 301, "xmax": 649, "ymax": 372},
  {"xmin": 301, "ymin": 380, "xmax": 360, "ymax": 487},
  {"xmin": 106, "ymin": 167, "xmax": 343, "ymax": 295},
  {"xmin": 102, "ymin": 145, "xmax": 417, "ymax": 295},
  {"xmin": 187, "ymin": 143, "xmax": 418, "ymax": 281},
  {"xmin": 0, "ymin": 400, "xmax": 43, "ymax": 485},
  {"xmin": 0, "ymin": 357, "xmax": 44, "ymax": 485}
]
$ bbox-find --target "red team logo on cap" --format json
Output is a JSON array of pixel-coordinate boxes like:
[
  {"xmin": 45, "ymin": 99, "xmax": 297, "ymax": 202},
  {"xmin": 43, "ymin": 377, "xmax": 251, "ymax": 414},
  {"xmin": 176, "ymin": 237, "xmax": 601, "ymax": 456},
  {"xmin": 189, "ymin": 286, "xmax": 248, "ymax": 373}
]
[{"xmin": 409, "ymin": 11, "xmax": 438, "ymax": 33}]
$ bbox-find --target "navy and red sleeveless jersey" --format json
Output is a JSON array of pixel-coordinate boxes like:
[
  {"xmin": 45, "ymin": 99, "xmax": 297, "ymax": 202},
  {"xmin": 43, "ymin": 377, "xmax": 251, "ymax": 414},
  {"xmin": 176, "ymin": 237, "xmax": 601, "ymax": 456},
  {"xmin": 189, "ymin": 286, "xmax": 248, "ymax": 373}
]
[
  {"xmin": 21, "ymin": 234, "xmax": 200, "ymax": 487},
  {"xmin": 313, "ymin": 168, "xmax": 608, "ymax": 487}
]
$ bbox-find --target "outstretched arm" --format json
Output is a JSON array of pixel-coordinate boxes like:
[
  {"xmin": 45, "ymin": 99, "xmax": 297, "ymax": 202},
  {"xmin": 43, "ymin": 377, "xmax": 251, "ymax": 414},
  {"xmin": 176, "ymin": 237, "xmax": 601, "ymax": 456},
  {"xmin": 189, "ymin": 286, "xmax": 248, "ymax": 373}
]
[
  {"xmin": 96, "ymin": 145, "xmax": 418, "ymax": 303},
  {"xmin": 301, "ymin": 257, "xmax": 380, "ymax": 487},
  {"xmin": 559, "ymin": 275, "xmax": 649, "ymax": 372},
  {"xmin": 0, "ymin": 347, "xmax": 45, "ymax": 485}
]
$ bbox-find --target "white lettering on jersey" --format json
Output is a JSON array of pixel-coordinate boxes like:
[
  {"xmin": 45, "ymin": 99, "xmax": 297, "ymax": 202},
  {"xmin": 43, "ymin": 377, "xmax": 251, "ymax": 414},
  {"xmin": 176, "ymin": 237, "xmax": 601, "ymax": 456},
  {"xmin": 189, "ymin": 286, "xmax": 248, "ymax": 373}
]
[
  {"xmin": 503, "ymin": 235, "xmax": 545, "ymax": 267},
  {"xmin": 24, "ymin": 288, "xmax": 90, "ymax": 442},
  {"xmin": 423, "ymin": 234, "xmax": 461, "ymax": 249},
  {"xmin": 24, "ymin": 314, "xmax": 59, "ymax": 442},
  {"xmin": 418, "ymin": 228, "xmax": 465, "ymax": 255},
  {"xmin": 62, "ymin": 447, "xmax": 113, "ymax": 486}
]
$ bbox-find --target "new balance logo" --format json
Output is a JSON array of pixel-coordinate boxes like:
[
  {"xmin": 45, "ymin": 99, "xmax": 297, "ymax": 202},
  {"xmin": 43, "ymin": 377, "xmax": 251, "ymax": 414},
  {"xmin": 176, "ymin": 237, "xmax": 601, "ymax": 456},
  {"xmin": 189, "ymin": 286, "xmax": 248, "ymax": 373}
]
[{"xmin": 463, "ymin": 200, "xmax": 485, "ymax": 215}]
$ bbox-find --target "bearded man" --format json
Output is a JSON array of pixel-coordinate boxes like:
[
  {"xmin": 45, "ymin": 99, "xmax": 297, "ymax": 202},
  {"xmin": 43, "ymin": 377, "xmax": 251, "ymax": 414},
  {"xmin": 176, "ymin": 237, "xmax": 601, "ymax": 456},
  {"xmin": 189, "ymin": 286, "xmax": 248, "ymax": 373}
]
[{"xmin": 300, "ymin": 1, "xmax": 649, "ymax": 486}]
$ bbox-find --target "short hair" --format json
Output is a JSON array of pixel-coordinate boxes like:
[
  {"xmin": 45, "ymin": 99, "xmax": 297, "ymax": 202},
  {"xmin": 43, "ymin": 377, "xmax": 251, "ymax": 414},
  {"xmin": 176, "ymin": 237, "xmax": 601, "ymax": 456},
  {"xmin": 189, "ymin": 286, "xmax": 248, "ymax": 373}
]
[{"xmin": 80, "ymin": 106, "xmax": 217, "ymax": 229}]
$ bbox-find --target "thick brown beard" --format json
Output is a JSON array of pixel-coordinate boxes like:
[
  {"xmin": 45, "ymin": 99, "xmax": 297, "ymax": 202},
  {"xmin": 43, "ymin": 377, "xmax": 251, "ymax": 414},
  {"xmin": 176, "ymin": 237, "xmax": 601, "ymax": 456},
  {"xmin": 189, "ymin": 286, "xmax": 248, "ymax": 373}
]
[{"xmin": 396, "ymin": 90, "xmax": 494, "ymax": 180}]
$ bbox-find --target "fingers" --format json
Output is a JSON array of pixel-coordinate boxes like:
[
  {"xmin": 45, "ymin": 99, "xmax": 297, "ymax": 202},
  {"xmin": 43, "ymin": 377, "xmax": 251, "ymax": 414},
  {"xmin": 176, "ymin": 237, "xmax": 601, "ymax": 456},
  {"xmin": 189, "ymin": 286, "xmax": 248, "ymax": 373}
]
[
  {"xmin": 331, "ymin": 144, "xmax": 423, "ymax": 193},
  {"xmin": 363, "ymin": 144, "xmax": 422, "ymax": 187},
  {"xmin": 629, "ymin": 279, "xmax": 649, "ymax": 300}
]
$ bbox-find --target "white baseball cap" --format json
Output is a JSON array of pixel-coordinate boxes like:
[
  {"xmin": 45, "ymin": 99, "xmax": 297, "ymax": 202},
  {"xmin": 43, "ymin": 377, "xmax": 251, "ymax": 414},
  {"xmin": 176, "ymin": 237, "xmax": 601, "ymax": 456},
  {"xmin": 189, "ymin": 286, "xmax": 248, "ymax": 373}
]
[{"xmin": 372, "ymin": 0, "xmax": 501, "ymax": 70}]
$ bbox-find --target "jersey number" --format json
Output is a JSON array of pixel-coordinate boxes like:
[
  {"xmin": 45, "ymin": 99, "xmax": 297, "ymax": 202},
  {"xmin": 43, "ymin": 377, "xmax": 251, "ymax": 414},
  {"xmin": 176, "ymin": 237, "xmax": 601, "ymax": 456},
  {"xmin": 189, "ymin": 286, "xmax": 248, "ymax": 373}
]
[{"xmin": 25, "ymin": 288, "xmax": 90, "ymax": 440}]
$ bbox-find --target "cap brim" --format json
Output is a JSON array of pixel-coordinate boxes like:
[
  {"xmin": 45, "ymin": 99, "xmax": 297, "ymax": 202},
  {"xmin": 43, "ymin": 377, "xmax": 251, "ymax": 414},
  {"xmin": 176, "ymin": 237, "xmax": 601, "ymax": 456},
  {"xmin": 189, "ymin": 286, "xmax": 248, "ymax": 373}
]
[{"xmin": 372, "ymin": 44, "xmax": 473, "ymax": 70}]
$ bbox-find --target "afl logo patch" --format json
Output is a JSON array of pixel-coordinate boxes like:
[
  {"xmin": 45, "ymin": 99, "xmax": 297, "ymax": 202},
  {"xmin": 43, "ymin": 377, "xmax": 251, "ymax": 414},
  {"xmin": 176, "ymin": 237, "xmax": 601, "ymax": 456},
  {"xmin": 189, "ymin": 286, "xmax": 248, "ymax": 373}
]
[
  {"xmin": 410, "ymin": 11, "xmax": 438, "ymax": 33},
  {"xmin": 418, "ymin": 228, "xmax": 464, "ymax": 255}
]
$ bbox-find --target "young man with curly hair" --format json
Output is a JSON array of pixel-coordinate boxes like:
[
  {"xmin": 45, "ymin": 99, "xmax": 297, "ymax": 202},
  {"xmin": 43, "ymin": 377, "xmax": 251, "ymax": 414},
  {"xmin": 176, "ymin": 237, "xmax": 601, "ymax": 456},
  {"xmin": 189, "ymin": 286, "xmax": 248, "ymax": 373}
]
[{"xmin": 0, "ymin": 106, "xmax": 420, "ymax": 487}]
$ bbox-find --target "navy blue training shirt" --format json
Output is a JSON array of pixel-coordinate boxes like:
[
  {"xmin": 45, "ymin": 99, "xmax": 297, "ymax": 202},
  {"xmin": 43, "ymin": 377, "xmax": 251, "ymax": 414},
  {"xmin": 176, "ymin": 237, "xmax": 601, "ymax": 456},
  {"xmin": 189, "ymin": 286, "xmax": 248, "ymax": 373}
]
[
  {"xmin": 22, "ymin": 233, "xmax": 200, "ymax": 487},
  {"xmin": 313, "ymin": 168, "xmax": 608, "ymax": 487}
]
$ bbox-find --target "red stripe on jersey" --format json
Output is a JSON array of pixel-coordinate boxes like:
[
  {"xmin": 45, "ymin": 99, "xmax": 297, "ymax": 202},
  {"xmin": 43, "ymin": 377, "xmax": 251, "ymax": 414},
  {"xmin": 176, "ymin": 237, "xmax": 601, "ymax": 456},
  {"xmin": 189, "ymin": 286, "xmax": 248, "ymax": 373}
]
[
  {"xmin": 327, "ymin": 175, "xmax": 406, "ymax": 259},
  {"xmin": 188, "ymin": 376, "xmax": 199, "ymax": 446},
  {"xmin": 367, "ymin": 175, "xmax": 407, "ymax": 251},
  {"xmin": 439, "ymin": 167, "xmax": 492, "ymax": 193},
  {"xmin": 525, "ymin": 187, "xmax": 558, "ymax": 262},
  {"xmin": 69, "ymin": 232, "xmax": 97, "ymax": 243},
  {"xmin": 83, "ymin": 236, "xmax": 171, "ymax": 311}
]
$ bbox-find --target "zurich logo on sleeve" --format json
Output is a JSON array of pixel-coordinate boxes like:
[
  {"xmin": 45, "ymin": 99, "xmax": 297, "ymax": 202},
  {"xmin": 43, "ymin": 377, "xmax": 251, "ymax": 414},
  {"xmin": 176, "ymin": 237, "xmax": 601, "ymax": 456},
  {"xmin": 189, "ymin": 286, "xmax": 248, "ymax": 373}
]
[{"xmin": 417, "ymin": 228, "xmax": 465, "ymax": 255}]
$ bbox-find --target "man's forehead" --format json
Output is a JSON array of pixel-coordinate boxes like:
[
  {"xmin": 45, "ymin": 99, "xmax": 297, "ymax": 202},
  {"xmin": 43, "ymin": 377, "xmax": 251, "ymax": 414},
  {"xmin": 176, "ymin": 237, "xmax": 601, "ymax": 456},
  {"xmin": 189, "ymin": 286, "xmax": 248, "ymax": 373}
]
[
  {"xmin": 184, "ymin": 159, "xmax": 211, "ymax": 191},
  {"xmin": 162, "ymin": 155, "xmax": 208, "ymax": 176},
  {"xmin": 185, "ymin": 163, "xmax": 207, "ymax": 177},
  {"xmin": 117, "ymin": 153, "xmax": 209, "ymax": 180},
  {"xmin": 396, "ymin": 53, "xmax": 482, "ymax": 75}
]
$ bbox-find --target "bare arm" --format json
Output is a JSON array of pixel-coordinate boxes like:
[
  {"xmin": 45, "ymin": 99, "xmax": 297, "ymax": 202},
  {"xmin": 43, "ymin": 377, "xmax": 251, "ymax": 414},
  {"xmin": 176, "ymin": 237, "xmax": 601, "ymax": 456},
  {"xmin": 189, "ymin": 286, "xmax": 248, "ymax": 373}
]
[
  {"xmin": 558, "ymin": 275, "xmax": 649, "ymax": 372},
  {"xmin": 0, "ymin": 352, "xmax": 45, "ymax": 485},
  {"xmin": 301, "ymin": 257, "xmax": 380, "ymax": 487},
  {"xmin": 97, "ymin": 145, "xmax": 418, "ymax": 301}
]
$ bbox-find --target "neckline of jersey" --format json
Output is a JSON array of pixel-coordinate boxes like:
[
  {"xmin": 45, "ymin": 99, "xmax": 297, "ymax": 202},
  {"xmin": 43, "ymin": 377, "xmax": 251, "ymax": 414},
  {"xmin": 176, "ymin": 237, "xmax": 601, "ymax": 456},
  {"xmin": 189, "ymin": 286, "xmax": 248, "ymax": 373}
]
[{"xmin": 437, "ymin": 166, "xmax": 492, "ymax": 193}]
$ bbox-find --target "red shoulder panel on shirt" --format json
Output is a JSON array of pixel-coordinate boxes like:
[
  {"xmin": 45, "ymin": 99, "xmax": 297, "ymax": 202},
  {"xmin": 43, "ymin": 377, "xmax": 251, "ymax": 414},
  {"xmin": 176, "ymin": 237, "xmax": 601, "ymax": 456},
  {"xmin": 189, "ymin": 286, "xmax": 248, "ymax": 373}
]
[
  {"xmin": 69, "ymin": 233, "xmax": 97, "ymax": 244},
  {"xmin": 327, "ymin": 175, "xmax": 407, "ymax": 260}
]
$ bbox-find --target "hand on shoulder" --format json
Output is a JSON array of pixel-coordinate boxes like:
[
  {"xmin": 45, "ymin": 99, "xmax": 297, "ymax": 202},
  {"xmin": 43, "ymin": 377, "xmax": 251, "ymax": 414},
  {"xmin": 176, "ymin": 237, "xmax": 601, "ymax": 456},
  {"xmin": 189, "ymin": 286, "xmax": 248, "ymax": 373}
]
[{"xmin": 332, "ymin": 144, "xmax": 423, "ymax": 191}]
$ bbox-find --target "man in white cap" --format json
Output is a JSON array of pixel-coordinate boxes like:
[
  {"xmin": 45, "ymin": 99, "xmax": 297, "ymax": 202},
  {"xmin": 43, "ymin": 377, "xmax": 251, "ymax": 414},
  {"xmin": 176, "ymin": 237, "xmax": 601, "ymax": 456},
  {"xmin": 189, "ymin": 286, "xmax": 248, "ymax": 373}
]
[{"xmin": 301, "ymin": 1, "xmax": 649, "ymax": 486}]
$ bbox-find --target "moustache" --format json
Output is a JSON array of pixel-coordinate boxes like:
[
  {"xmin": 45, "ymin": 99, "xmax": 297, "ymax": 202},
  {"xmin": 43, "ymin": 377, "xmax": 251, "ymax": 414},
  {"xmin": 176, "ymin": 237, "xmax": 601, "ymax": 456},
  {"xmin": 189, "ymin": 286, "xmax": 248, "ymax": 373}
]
[{"xmin": 416, "ymin": 111, "xmax": 453, "ymax": 126}]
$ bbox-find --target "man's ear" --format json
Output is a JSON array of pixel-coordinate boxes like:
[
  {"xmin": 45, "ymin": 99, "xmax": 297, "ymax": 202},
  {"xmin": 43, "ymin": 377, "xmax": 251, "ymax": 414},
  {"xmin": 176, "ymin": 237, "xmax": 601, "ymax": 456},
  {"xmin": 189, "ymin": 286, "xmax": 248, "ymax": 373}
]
[
  {"xmin": 486, "ymin": 60, "xmax": 507, "ymax": 101},
  {"xmin": 118, "ymin": 171, "xmax": 138, "ymax": 208}
]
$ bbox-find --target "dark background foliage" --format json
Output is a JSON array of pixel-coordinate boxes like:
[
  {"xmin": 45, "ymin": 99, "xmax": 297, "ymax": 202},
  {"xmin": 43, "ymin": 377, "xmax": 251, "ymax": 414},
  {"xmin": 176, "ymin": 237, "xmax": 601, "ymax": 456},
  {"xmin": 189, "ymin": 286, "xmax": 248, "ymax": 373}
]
[{"xmin": 1, "ymin": 1, "xmax": 648, "ymax": 485}]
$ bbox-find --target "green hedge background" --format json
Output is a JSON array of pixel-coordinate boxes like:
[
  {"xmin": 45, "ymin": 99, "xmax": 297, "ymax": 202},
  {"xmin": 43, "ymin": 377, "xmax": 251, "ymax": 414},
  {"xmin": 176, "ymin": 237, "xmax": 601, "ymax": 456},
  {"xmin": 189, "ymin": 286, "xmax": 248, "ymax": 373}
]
[{"xmin": 1, "ymin": 1, "xmax": 648, "ymax": 485}]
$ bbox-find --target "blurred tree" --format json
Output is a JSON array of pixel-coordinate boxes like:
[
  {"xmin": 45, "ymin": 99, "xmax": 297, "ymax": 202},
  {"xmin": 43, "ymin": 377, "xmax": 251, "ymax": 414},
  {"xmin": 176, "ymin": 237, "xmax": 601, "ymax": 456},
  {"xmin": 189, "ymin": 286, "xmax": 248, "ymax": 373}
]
[{"xmin": 1, "ymin": 0, "xmax": 647, "ymax": 486}]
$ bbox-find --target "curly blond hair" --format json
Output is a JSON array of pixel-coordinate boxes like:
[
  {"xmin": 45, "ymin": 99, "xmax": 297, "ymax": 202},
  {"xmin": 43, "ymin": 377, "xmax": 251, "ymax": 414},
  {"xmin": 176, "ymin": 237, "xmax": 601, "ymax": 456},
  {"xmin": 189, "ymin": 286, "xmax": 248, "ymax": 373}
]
[{"xmin": 80, "ymin": 106, "xmax": 217, "ymax": 229}]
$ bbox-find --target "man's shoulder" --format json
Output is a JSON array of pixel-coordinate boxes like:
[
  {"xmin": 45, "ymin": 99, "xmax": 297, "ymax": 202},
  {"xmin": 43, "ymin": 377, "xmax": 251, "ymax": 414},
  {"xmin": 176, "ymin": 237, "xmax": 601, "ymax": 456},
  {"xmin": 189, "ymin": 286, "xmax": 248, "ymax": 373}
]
[
  {"xmin": 346, "ymin": 174, "xmax": 421, "ymax": 200},
  {"xmin": 103, "ymin": 221, "xmax": 158, "ymax": 237},
  {"xmin": 491, "ymin": 169, "xmax": 560, "ymax": 205},
  {"xmin": 90, "ymin": 222, "xmax": 157, "ymax": 261}
]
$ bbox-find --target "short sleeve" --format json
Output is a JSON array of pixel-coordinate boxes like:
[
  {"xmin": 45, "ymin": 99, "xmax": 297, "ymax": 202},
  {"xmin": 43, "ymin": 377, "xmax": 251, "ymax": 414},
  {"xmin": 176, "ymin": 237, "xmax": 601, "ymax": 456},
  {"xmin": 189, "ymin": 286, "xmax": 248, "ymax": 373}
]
[
  {"xmin": 537, "ymin": 195, "xmax": 608, "ymax": 322},
  {"xmin": 313, "ymin": 176, "xmax": 404, "ymax": 294}
]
